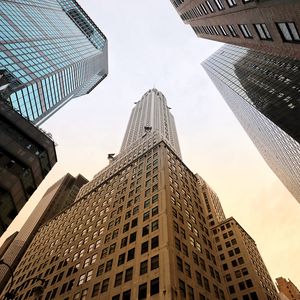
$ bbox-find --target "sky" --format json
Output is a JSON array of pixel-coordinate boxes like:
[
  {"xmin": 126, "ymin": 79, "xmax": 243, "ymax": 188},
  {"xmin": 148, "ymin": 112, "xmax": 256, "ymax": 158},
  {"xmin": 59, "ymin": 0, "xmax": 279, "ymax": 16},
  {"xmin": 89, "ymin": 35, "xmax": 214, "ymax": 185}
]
[{"xmin": 1, "ymin": 0, "xmax": 299, "ymax": 288}]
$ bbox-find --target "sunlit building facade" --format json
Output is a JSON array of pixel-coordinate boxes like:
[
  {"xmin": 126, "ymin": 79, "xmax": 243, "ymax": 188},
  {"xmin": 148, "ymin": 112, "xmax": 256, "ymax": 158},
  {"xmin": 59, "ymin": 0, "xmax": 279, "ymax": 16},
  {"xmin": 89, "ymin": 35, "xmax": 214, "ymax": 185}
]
[
  {"xmin": 0, "ymin": 174, "xmax": 88, "ymax": 291},
  {"xmin": 0, "ymin": 0, "xmax": 108, "ymax": 125},
  {"xmin": 3, "ymin": 89, "xmax": 278, "ymax": 300},
  {"xmin": 202, "ymin": 44, "xmax": 300, "ymax": 203},
  {"xmin": 171, "ymin": 0, "xmax": 300, "ymax": 60}
]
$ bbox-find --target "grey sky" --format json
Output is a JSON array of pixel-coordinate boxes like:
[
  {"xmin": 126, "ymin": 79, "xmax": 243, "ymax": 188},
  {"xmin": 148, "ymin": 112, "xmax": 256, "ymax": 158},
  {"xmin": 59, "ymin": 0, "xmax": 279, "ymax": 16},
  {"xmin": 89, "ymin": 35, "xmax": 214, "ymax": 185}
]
[{"xmin": 1, "ymin": 0, "xmax": 299, "ymax": 286}]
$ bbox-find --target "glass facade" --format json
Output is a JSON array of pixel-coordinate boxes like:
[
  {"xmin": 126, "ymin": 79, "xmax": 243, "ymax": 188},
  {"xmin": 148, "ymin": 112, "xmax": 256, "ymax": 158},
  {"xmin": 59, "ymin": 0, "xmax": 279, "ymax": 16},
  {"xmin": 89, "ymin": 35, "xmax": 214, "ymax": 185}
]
[
  {"xmin": 0, "ymin": 0, "xmax": 108, "ymax": 124},
  {"xmin": 202, "ymin": 45, "xmax": 300, "ymax": 203}
]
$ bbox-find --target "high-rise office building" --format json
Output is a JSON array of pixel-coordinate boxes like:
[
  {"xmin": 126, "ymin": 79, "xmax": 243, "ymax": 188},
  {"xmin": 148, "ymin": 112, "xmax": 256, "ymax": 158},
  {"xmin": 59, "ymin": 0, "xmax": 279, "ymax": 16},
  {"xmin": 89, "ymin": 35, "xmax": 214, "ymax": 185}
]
[
  {"xmin": 171, "ymin": 0, "xmax": 300, "ymax": 59},
  {"xmin": 0, "ymin": 173, "xmax": 88, "ymax": 292},
  {"xmin": 3, "ymin": 89, "xmax": 278, "ymax": 300},
  {"xmin": 202, "ymin": 44, "xmax": 300, "ymax": 203},
  {"xmin": 276, "ymin": 277, "xmax": 300, "ymax": 300},
  {"xmin": 0, "ymin": 0, "xmax": 108, "ymax": 125},
  {"xmin": 0, "ymin": 101, "xmax": 57, "ymax": 236},
  {"xmin": 212, "ymin": 217, "xmax": 278, "ymax": 300}
]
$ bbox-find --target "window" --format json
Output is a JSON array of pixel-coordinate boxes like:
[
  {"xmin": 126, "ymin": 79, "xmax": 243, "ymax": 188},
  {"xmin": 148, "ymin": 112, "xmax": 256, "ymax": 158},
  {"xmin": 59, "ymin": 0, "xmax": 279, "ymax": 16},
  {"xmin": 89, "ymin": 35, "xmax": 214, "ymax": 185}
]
[
  {"xmin": 239, "ymin": 24, "xmax": 253, "ymax": 38},
  {"xmin": 187, "ymin": 285, "xmax": 194, "ymax": 300},
  {"xmin": 105, "ymin": 259, "xmax": 113, "ymax": 272},
  {"xmin": 239, "ymin": 281, "xmax": 246, "ymax": 291},
  {"xmin": 226, "ymin": 0, "xmax": 236, "ymax": 7},
  {"xmin": 229, "ymin": 285, "xmax": 235, "ymax": 294},
  {"xmin": 130, "ymin": 232, "xmax": 137, "ymax": 243},
  {"xmin": 151, "ymin": 220, "xmax": 159, "ymax": 231},
  {"xmin": 114, "ymin": 272, "xmax": 123, "ymax": 287},
  {"xmin": 277, "ymin": 22, "xmax": 300, "ymax": 42},
  {"xmin": 214, "ymin": 0, "xmax": 224, "ymax": 10},
  {"xmin": 140, "ymin": 260, "xmax": 148, "ymax": 275},
  {"xmin": 101, "ymin": 278, "xmax": 109, "ymax": 293},
  {"xmin": 138, "ymin": 283, "xmax": 147, "ymax": 300},
  {"xmin": 150, "ymin": 278, "xmax": 159, "ymax": 296},
  {"xmin": 131, "ymin": 218, "xmax": 138, "ymax": 228},
  {"xmin": 125, "ymin": 267, "xmax": 133, "ymax": 282},
  {"xmin": 179, "ymin": 279, "xmax": 186, "ymax": 298},
  {"xmin": 177, "ymin": 256, "xmax": 183, "ymax": 272},
  {"xmin": 121, "ymin": 237, "xmax": 128, "ymax": 248},
  {"xmin": 206, "ymin": 1, "xmax": 215, "ymax": 12},
  {"xmin": 123, "ymin": 290, "xmax": 131, "ymax": 300},
  {"xmin": 143, "ymin": 211, "xmax": 150, "ymax": 221},
  {"xmin": 97, "ymin": 264, "xmax": 104, "ymax": 276},
  {"xmin": 151, "ymin": 236, "xmax": 159, "ymax": 249},
  {"xmin": 185, "ymin": 263, "xmax": 191, "ymax": 277},
  {"xmin": 151, "ymin": 255, "xmax": 159, "ymax": 270},
  {"xmin": 227, "ymin": 25, "xmax": 238, "ymax": 37},
  {"xmin": 118, "ymin": 253, "xmax": 125, "ymax": 266},
  {"xmin": 152, "ymin": 206, "xmax": 158, "ymax": 216},
  {"xmin": 254, "ymin": 23, "xmax": 272, "ymax": 40},
  {"xmin": 142, "ymin": 225, "xmax": 149, "ymax": 236},
  {"xmin": 141, "ymin": 241, "xmax": 149, "ymax": 254},
  {"xmin": 182, "ymin": 243, "xmax": 189, "ymax": 257},
  {"xmin": 127, "ymin": 248, "xmax": 135, "ymax": 261},
  {"xmin": 92, "ymin": 282, "xmax": 101, "ymax": 297}
]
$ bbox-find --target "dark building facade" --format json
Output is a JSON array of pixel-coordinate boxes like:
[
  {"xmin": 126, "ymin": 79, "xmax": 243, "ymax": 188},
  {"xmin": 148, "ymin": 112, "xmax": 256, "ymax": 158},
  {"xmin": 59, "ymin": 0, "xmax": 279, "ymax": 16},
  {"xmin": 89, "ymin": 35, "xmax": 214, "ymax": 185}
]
[
  {"xmin": 171, "ymin": 0, "xmax": 300, "ymax": 60},
  {"xmin": 0, "ymin": 0, "xmax": 108, "ymax": 125},
  {"xmin": 202, "ymin": 44, "xmax": 300, "ymax": 203},
  {"xmin": 3, "ymin": 89, "xmax": 278, "ymax": 300},
  {"xmin": 0, "ymin": 101, "xmax": 57, "ymax": 236},
  {"xmin": 0, "ymin": 173, "xmax": 88, "ymax": 292}
]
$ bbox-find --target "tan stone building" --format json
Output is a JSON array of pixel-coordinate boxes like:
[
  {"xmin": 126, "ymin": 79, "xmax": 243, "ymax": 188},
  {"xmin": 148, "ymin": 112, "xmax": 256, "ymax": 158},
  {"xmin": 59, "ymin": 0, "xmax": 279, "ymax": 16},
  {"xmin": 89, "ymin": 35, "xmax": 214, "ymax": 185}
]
[
  {"xmin": 170, "ymin": 0, "xmax": 300, "ymax": 60},
  {"xmin": 2, "ymin": 89, "xmax": 279, "ymax": 300},
  {"xmin": 276, "ymin": 277, "xmax": 300, "ymax": 300},
  {"xmin": 212, "ymin": 218, "xmax": 278, "ymax": 300}
]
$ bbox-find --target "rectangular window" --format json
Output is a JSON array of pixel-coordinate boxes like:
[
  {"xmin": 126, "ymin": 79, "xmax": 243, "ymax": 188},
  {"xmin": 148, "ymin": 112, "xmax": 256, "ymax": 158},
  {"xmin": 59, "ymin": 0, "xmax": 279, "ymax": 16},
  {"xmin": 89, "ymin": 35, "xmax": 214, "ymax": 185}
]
[
  {"xmin": 101, "ymin": 278, "xmax": 109, "ymax": 293},
  {"xmin": 127, "ymin": 248, "xmax": 135, "ymax": 261},
  {"xmin": 151, "ymin": 255, "xmax": 159, "ymax": 270},
  {"xmin": 277, "ymin": 22, "xmax": 300, "ymax": 42},
  {"xmin": 206, "ymin": 1, "xmax": 215, "ymax": 12},
  {"xmin": 254, "ymin": 23, "xmax": 272, "ymax": 40},
  {"xmin": 125, "ymin": 267, "xmax": 133, "ymax": 282},
  {"xmin": 114, "ymin": 272, "xmax": 123, "ymax": 287},
  {"xmin": 140, "ymin": 260, "xmax": 148, "ymax": 275},
  {"xmin": 151, "ymin": 236, "xmax": 159, "ymax": 249},
  {"xmin": 138, "ymin": 283, "xmax": 147, "ymax": 300},
  {"xmin": 226, "ymin": 0, "xmax": 236, "ymax": 7},
  {"xmin": 179, "ymin": 279, "xmax": 186, "ymax": 298},
  {"xmin": 141, "ymin": 241, "xmax": 149, "ymax": 254},
  {"xmin": 227, "ymin": 25, "xmax": 238, "ymax": 37},
  {"xmin": 150, "ymin": 278, "xmax": 159, "ymax": 296},
  {"xmin": 239, "ymin": 24, "xmax": 253, "ymax": 38},
  {"xmin": 214, "ymin": 0, "xmax": 224, "ymax": 10}
]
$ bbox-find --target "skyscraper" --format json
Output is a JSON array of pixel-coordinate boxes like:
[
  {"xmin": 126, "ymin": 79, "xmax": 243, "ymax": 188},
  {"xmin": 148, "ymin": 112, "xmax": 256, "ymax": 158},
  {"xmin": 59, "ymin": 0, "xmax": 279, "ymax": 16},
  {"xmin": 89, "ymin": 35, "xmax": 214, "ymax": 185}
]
[
  {"xmin": 3, "ymin": 89, "xmax": 278, "ymax": 300},
  {"xmin": 0, "ymin": 173, "xmax": 88, "ymax": 292},
  {"xmin": 0, "ymin": 101, "xmax": 57, "ymax": 236},
  {"xmin": 170, "ymin": 0, "xmax": 300, "ymax": 60},
  {"xmin": 0, "ymin": 0, "xmax": 108, "ymax": 125},
  {"xmin": 202, "ymin": 44, "xmax": 300, "ymax": 203}
]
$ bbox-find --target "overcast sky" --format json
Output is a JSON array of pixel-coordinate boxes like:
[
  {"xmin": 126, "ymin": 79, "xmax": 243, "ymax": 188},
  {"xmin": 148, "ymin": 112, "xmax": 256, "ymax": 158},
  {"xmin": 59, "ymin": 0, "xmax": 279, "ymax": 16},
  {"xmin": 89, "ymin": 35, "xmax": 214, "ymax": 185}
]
[{"xmin": 1, "ymin": 0, "xmax": 299, "ymax": 286}]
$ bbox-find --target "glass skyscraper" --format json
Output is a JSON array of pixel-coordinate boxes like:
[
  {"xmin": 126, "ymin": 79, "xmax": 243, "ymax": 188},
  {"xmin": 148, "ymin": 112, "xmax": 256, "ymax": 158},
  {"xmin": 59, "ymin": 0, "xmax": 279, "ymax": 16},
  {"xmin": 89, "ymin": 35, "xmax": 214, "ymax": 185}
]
[
  {"xmin": 0, "ymin": 0, "xmax": 108, "ymax": 124},
  {"xmin": 202, "ymin": 44, "xmax": 300, "ymax": 203}
]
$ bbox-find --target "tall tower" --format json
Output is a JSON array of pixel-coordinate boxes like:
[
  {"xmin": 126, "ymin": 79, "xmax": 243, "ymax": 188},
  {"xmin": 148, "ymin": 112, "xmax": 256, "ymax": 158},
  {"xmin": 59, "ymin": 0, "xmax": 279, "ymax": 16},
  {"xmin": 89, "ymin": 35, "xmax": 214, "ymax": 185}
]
[
  {"xmin": 202, "ymin": 44, "xmax": 300, "ymax": 203},
  {"xmin": 170, "ymin": 0, "xmax": 300, "ymax": 60},
  {"xmin": 3, "ymin": 89, "xmax": 278, "ymax": 300},
  {"xmin": 121, "ymin": 89, "xmax": 181, "ymax": 158},
  {"xmin": 0, "ymin": 0, "xmax": 108, "ymax": 125}
]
